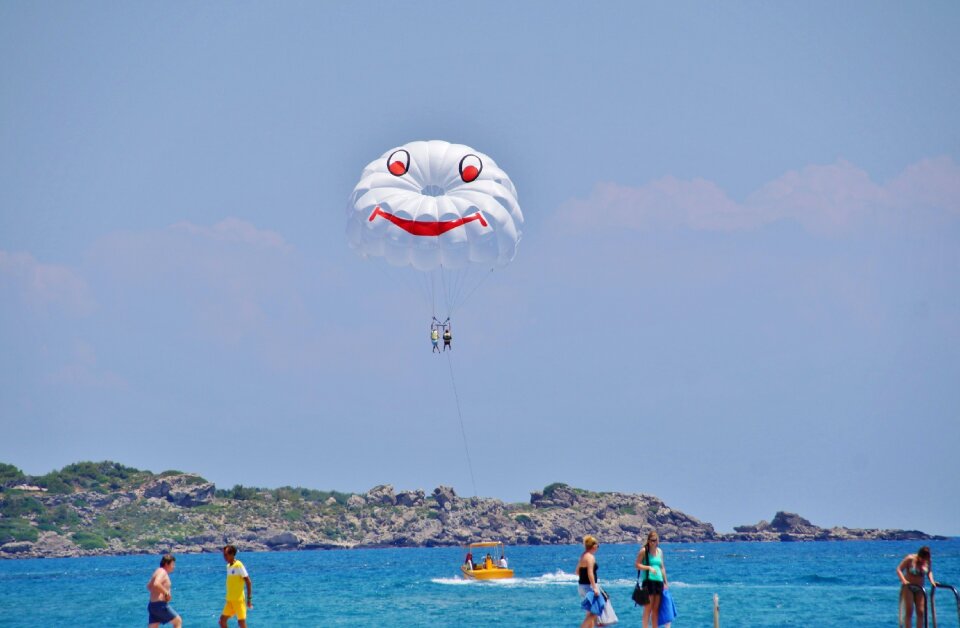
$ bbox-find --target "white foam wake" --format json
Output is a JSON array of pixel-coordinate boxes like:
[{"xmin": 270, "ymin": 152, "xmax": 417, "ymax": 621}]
[{"xmin": 431, "ymin": 570, "xmax": 579, "ymax": 588}]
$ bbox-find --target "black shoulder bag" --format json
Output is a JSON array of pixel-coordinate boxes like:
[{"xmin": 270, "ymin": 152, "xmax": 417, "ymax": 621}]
[{"xmin": 631, "ymin": 550, "xmax": 650, "ymax": 606}]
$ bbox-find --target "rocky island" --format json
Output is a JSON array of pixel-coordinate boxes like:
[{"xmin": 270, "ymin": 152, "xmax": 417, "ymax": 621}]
[{"xmin": 0, "ymin": 461, "xmax": 943, "ymax": 559}]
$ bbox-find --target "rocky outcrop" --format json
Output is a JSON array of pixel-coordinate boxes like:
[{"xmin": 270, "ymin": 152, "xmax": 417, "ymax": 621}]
[
  {"xmin": 728, "ymin": 511, "xmax": 944, "ymax": 542},
  {"xmin": 0, "ymin": 469, "xmax": 943, "ymax": 559},
  {"xmin": 264, "ymin": 531, "xmax": 300, "ymax": 548},
  {"xmin": 365, "ymin": 485, "xmax": 396, "ymax": 506},
  {"xmin": 142, "ymin": 476, "xmax": 214, "ymax": 507},
  {"xmin": 433, "ymin": 486, "xmax": 456, "ymax": 511},
  {"xmin": 0, "ymin": 541, "xmax": 34, "ymax": 554},
  {"xmin": 168, "ymin": 483, "xmax": 215, "ymax": 508},
  {"xmin": 396, "ymin": 490, "xmax": 425, "ymax": 507}
]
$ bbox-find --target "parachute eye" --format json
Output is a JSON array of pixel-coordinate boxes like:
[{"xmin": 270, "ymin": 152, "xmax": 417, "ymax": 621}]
[
  {"xmin": 387, "ymin": 149, "xmax": 410, "ymax": 177},
  {"xmin": 459, "ymin": 154, "xmax": 482, "ymax": 183}
]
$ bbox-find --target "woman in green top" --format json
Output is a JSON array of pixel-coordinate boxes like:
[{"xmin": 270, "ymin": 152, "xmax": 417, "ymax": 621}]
[{"xmin": 636, "ymin": 530, "xmax": 668, "ymax": 628}]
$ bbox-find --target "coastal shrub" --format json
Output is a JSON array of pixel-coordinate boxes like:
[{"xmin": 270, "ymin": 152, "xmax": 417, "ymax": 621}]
[
  {"xmin": 542, "ymin": 483, "xmax": 570, "ymax": 498},
  {"xmin": 72, "ymin": 531, "xmax": 108, "ymax": 550},
  {"xmin": 36, "ymin": 474, "xmax": 72, "ymax": 494},
  {"xmin": 620, "ymin": 506, "xmax": 637, "ymax": 515},
  {"xmin": 216, "ymin": 485, "xmax": 260, "ymax": 501},
  {"xmin": 515, "ymin": 514, "xmax": 532, "ymax": 525},
  {"xmin": 0, "ymin": 463, "xmax": 26, "ymax": 485},
  {"xmin": 283, "ymin": 508, "xmax": 303, "ymax": 522},
  {"xmin": 322, "ymin": 526, "xmax": 342, "ymax": 540},
  {"xmin": 0, "ymin": 494, "xmax": 45, "ymax": 517},
  {"xmin": 191, "ymin": 503, "xmax": 226, "ymax": 515},
  {"xmin": 55, "ymin": 461, "xmax": 145, "ymax": 492},
  {"xmin": 0, "ymin": 519, "xmax": 38, "ymax": 543},
  {"xmin": 274, "ymin": 486, "xmax": 353, "ymax": 505},
  {"xmin": 29, "ymin": 461, "xmax": 152, "ymax": 494},
  {"xmin": 155, "ymin": 470, "xmax": 210, "ymax": 485},
  {"xmin": 37, "ymin": 505, "xmax": 80, "ymax": 532}
]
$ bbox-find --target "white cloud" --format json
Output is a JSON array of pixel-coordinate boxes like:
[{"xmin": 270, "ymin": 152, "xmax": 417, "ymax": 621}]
[
  {"xmin": 85, "ymin": 217, "xmax": 370, "ymax": 374},
  {"xmin": 0, "ymin": 250, "xmax": 95, "ymax": 315},
  {"xmin": 170, "ymin": 218, "xmax": 293, "ymax": 251},
  {"xmin": 46, "ymin": 340, "xmax": 127, "ymax": 389},
  {"xmin": 885, "ymin": 156, "xmax": 960, "ymax": 214},
  {"xmin": 90, "ymin": 218, "xmax": 300, "ymax": 342},
  {"xmin": 556, "ymin": 156, "xmax": 960, "ymax": 236}
]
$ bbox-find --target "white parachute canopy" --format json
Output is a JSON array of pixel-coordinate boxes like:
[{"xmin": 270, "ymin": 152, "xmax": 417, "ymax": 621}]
[
  {"xmin": 346, "ymin": 140, "xmax": 523, "ymax": 272},
  {"xmin": 346, "ymin": 140, "xmax": 523, "ymax": 317}
]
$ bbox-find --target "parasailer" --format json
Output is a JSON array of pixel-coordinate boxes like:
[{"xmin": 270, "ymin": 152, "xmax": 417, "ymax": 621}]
[{"xmin": 346, "ymin": 140, "xmax": 524, "ymax": 345}]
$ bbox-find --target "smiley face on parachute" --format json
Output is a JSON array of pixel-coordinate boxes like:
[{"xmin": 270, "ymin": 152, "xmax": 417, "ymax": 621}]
[{"xmin": 346, "ymin": 140, "xmax": 523, "ymax": 271}]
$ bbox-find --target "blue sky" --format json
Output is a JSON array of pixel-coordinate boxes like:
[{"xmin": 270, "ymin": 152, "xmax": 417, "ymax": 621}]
[{"xmin": 1, "ymin": 2, "xmax": 958, "ymax": 535}]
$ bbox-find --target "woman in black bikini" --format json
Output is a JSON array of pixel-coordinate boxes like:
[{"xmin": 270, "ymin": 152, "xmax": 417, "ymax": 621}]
[
  {"xmin": 897, "ymin": 546, "xmax": 938, "ymax": 628},
  {"xmin": 576, "ymin": 535, "xmax": 601, "ymax": 628}
]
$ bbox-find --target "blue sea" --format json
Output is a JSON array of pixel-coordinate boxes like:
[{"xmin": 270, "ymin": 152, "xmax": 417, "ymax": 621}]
[{"xmin": 2, "ymin": 539, "xmax": 958, "ymax": 626}]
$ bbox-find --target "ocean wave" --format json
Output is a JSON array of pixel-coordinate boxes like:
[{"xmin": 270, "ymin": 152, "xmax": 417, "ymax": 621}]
[
  {"xmin": 528, "ymin": 570, "xmax": 577, "ymax": 584},
  {"xmin": 430, "ymin": 577, "xmax": 476, "ymax": 586},
  {"xmin": 430, "ymin": 571, "xmax": 642, "ymax": 589},
  {"xmin": 431, "ymin": 570, "xmax": 571, "ymax": 588}
]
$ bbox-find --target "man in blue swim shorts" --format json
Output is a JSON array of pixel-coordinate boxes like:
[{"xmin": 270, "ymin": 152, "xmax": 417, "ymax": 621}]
[{"xmin": 147, "ymin": 554, "xmax": 182, "ymax": 627}]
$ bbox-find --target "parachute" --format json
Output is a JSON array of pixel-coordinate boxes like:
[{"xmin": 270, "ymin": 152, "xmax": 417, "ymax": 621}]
[
  {"xmin": 346, "ymin": 140, "xmax": 523, "ymax": 496},
  {"xmin": 346, "ymin": 140, "xmax": 523, "ymax": 317}
]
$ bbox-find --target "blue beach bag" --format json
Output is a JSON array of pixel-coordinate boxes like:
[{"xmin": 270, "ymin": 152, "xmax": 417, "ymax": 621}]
[{"xmin": 658, "ymin": 588, "xmax": 678, "ymax": 625}]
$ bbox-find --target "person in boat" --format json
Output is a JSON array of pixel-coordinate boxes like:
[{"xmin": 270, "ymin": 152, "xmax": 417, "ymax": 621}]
[
  {"xmin": 443, "ymin": 325, "xmax": 452, "ymax": 351},
  {"xmin": 464, "ymin": 552, "xmax": 474, "ymax": 570},
  {"xmin": 636, "ymin": 530, "xmax": 668, "ymax": 628},
  {"xmin": 484, "ymin": 553, "xmax": 493, "ymax": 569},
  {"xmin": 897, "ymin": 546, "xmax": 938, "ymax": 628},
  {"xmin": 499, "ymin": 555, "xmax": 508, "ymax": 569},
  {"xmin": 576, "ymin": 535, "xmax": 601, "ymax": 628}
]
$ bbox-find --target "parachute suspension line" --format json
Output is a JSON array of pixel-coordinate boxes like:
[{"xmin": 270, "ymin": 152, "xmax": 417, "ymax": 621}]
[
  {"xmin": 438, "ymin": 265, "xmax": 454, "ymax": 320},
  {"xmin": 455, "ymin": 267, "xmax": 495, "ymax": 313},
  {"xmin": 445, "ymin": 351, "xmax": 478, "ymax": 498},
  {"xmin": 437, "ymin": 265, "xmax": 490, "ymax": 319}
]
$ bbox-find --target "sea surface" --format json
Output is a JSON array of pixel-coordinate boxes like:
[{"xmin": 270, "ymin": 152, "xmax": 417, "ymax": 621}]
[{"xmin": 2, "ymin": 539, "xmax": 958, "ymax": 627}]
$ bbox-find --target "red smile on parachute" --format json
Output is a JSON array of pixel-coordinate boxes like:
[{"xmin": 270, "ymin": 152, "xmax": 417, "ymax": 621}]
[{"xmin": 368, "ymin": 206, "xmax": 489, "ymax": 237}]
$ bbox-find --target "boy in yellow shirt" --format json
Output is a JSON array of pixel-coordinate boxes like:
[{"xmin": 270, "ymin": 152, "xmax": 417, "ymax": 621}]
[{"xmin": 219, "ymin": 545, "xmax": 253, "ymax": 628}]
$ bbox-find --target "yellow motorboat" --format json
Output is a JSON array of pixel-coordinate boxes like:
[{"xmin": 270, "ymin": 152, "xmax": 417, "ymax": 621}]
[{"xmin": 460, "ymin": 541, "xmax": 514, "ymax": 580}]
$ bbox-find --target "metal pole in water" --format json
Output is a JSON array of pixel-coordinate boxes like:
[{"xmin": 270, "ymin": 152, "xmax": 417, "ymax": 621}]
[{"xmin": 713, "ymin": 593, "xmax": 720, "ymax": 628}]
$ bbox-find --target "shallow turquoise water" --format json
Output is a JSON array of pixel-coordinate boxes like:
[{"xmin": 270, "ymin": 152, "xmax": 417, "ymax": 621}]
[{"xmin": 2, "ymin": 539, "xmax": 958, "ymax": 626}]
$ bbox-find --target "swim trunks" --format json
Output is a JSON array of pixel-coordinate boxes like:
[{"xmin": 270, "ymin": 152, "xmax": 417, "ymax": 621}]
[
  {"xmin": 221, "ymin": 600, "xmax": 247, "ymax": 620},
  {"xmin": 147, "ymin": 601, "xmax": 179, "ymax": 624}
]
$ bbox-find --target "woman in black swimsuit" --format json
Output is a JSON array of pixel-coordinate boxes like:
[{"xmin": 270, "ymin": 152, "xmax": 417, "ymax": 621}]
[{"xmin": 576, "ymin": 535, "xmax": 601, "ymax": 628}]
